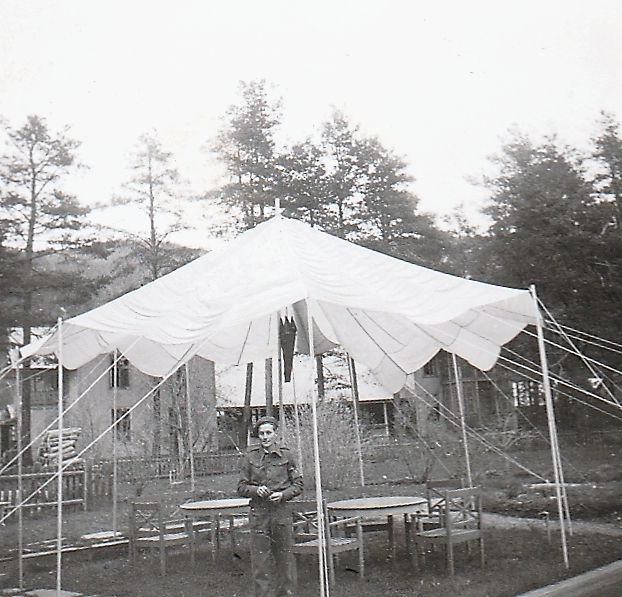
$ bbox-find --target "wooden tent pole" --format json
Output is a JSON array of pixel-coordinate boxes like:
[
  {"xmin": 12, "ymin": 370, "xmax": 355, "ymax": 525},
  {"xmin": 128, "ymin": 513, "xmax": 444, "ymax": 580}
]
[
  {"xmin": 112, "ymin": 349, "xmax": 118, "ymax": 536},
  {"xmin": 452, "ymin": 354, "xmax": 473, "ymax": 488},
  {"xmin": 185, "ymin": 363, "xmax": 196, "ymax": 493},
  {"xmin": 242, "ymin": 363, "xmax": 253, "ymax": 449},
  {"xmin": 347, "ymin": 356, "xmax": 365, "ymax": 487},
  {"xmin": 13, "ymin": 352, "xmax": 24, "ymax": 588},
  {"xmin": 290, "ymin": 365, "xmax": 303, "ymax": 476},
  {"xmin": 56, "ymin": 317, "xmax": 64, "ymax": 594},
  {"xmin": 530, "ymin": 285, "xmax": 569, "ymax": 568},
  {"xmin": 265, "ymin": 358, "xmax": 273, "ymax": 417},
  {"xmin": 277, "ymin": 316, "xmax": 284, "ymax": 432},
  {"xmin": 307, "ymin": 300, "xmax": 329, "ymax": 597}
]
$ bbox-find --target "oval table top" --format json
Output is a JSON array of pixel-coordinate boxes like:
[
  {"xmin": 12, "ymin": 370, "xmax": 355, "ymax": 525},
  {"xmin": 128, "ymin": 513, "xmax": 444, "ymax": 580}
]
[
  {"xmin": 180, "ymin": 498, "xmax": 250, "ymax": 514},
  {"xmin": 327, "ymin": 495, "xmax": 427, "ymax": 516}
]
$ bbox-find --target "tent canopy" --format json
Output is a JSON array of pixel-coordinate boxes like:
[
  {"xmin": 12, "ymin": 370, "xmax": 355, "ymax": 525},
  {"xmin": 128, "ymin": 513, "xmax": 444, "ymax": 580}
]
[{"xmin": 23, "ymin": 215, "xmax": 537, "ymax": 392}]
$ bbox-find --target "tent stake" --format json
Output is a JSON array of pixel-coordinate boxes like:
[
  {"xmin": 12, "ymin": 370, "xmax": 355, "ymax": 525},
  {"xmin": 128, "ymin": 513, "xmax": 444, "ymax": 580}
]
[{"xmin": 530, "ymin": 285, "xmax": 569, "ymax": 569}]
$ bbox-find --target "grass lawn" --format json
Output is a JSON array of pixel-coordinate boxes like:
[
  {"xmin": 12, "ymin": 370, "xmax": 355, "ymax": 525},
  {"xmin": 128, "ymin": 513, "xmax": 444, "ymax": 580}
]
[{"xmin": 1, "ymin": 441, "xmax": 621, "ymax": 596}]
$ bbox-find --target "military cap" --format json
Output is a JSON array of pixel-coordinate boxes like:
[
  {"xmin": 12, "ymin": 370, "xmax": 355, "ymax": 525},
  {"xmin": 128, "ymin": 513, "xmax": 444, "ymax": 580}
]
[{"xmin": 254, "ymin": 415, "xmax": 279, "ymax": 431}]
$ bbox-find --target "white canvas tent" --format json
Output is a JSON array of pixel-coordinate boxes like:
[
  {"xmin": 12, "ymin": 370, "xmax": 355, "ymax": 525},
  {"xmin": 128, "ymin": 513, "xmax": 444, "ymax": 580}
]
[
  {"xmin": 24, "ymin": 214, "xmax": 537, "ymax": 387},
  {"xmin": 19, "ymin": 213, "xmax": 552, "ymax": 595}
]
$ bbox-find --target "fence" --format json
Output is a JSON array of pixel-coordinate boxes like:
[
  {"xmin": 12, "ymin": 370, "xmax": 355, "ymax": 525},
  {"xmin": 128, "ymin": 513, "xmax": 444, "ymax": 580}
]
[
  {"xmin": 0, "ymin": 469, "xmax": 86, "ymax": 519},
  {"xmin": 0, "ymin": 451, "xmax": 243, "ymax": 520}
]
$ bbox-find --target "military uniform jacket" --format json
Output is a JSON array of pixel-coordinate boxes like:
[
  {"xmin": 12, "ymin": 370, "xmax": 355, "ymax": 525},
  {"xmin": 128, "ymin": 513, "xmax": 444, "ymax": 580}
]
[{"xmin": 238, "ymin": 444, "xmax": 303, "ymax": 504}]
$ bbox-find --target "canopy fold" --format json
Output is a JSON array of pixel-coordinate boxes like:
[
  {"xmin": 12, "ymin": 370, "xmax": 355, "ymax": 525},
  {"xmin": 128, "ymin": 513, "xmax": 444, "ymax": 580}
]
[{"xmin": 23, "ymin": 215, "xmax": 537, "ymax": 392}]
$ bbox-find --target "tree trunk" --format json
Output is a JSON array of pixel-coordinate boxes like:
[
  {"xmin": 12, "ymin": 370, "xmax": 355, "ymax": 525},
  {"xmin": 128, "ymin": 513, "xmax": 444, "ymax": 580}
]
[
  {"xmin": 242, "ymin": 363, "xmax": 253, "ymax": 449},
  {"xmin": 152, "ymin": 388, "xmax": 161, "ymax": 459},
  {"xmin": 265, "ymin": 358, "xmax": 273, "ymax": 416},
  {"xmin": 21, "ymin": 318, "xmax": 33, "ymax": 466},
  {"xmin": 316, "ymin": 354, "xmax": 325, "ymax": 401}
]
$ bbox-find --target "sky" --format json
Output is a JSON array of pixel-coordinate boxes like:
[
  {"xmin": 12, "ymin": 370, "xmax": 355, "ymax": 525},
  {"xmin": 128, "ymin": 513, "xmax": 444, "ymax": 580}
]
[{"xmin": 2, "ymin": 0, "xmax": 622, "ymax": 247}]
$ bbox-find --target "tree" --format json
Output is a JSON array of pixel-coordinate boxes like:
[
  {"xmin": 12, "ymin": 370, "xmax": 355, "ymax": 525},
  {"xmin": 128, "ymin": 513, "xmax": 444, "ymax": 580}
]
[
  {"xmin": 213, "ymin": 80, "xmax": 283, "ymax": 231},
  {"xmin": 0, "ymin": 219, "xmax": 21, "ymax": 353},
  {"xmin": 114, "ymin": 132, "xmax": 192, "ymax": 283},
  {"xmin": 279, "ymin": 139, "xmax": 330, "ymax": 228},
  {"xmin": 0, "ymin": 115, "xmax": 96, "ymax": 462},
  {"xmin": 481, "ymin": 130, "xmax": 622, "ymax": 344},
  {"xmin": 587, "ymin": 112, "xmax": 622, "ymax": 357},
  {"xmin": 355, "ymin": 135, "xmax": 451, "ymax": 268},
  {"xmin": 318, "ymin": 110, "xmax": 365, "ymax": 238},
  {"xmin": 590, "ymin": 112, "xmax": 622, "ymax": 305},
  {"xmin": 113, "ymin": 132, "xmax": 198, "ymax": 458},
  {"xmin": 440, "ymin": 206, "xmax": 490, "ymax": 280},
  {"xmin": 213, "ymin": 87, "xmax": 449, "ymax": 269}
]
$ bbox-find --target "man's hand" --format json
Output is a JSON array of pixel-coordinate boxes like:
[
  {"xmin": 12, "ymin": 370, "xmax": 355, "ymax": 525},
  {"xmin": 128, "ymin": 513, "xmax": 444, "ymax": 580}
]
[
  {"xmin": 269, "ymin": 491, "xmax": 283, "ymax": 503},
  {"xmin": 257, "ymin": 485, "xmax": 271, "ymax": 498}
]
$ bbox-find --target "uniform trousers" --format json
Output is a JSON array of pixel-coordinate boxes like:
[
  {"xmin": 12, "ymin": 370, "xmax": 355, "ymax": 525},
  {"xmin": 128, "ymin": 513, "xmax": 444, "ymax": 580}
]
[{"xmin": 249, "ymin": 501, "xmax": 296, "ymax": 597}]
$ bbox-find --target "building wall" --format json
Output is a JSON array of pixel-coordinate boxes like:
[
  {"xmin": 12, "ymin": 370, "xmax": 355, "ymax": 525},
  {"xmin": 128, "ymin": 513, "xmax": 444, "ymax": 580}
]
[{"xmin": 64, "ymin": 355, "xmax": 217, "ymax": 461}]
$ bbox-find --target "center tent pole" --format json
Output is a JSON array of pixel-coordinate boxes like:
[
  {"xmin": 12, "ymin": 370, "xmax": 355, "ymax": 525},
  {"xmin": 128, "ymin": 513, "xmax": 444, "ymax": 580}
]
[
  {"xmin": 530, "ymin": 285, "xmax": 569, "ymax": 569},
  {"xmin": 306, "ymin": 299, "xmax": 329, "ymax": 597},
  {"xmin": 452, "ymin": 354, "xmax": 473, "ymax": 488},
  {"xmin": 277, "ymin": 314, "xmax": 284, "ymax": 433},
  {"xmin": 56, "ymin": 317, "xmax": 64, "ymax": 595}
]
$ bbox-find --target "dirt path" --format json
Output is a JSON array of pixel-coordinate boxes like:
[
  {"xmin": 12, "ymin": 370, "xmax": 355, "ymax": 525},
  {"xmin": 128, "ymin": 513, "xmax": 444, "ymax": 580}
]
[{"xmin": 484, "ymin": 512, "xmax": 622, "ymax": 536}]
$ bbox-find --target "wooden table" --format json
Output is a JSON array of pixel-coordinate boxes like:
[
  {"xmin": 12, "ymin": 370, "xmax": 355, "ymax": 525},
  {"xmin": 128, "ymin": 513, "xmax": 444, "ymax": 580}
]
[
  {"xmin": 180, "ymin": 498, "xmax": 250, "ymax": 562},
  {"xmin": 327, "ymin": 496, "xmax": 428, "ymax": 563}
]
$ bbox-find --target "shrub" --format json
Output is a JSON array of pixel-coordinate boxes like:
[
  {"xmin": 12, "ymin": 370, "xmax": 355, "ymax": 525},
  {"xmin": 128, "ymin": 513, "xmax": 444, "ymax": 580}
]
[{"xmin": 283, "ymin": 400, "xmax": 362, "ymax": 490}]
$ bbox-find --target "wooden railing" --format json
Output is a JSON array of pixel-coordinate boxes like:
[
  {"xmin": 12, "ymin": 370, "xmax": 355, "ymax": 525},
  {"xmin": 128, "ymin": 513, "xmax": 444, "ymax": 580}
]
[{"xmin": 0, "ymin": 469, "xmax": 86, "ymax": 519}]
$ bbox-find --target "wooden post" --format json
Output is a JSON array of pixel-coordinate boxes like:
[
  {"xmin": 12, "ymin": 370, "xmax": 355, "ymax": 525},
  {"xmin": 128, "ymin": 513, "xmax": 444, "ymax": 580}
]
[
  {"xmin": 14, "ymin": 354, "xmax": 24, "ymax": 588},
  {"xmin": 307, "ymin": 300, "xmax": 329, "ymax": 597},
  {"xmin": 185, "ymin": 363, "xmax": 196, "ymax": 493},
  {"xmin": 348, "ymin": 356, "xmax": 365, "ymax": 487},
  {"xmin": 265, "ymin": 358, "xmax": 273, "ymax": 417},
  {"xmin": 56, "ymin": 318, "xmax": 64, "ymax": 594},
  {"xmin": 531, "ymin": 285, "xmax": 569, "ymax": 569},
  {"xmin": 112, "ymin": 349, "xmax": 118, "ymax": 536},
  {"xmin": 242, "ymin": 363, "xmax": 253, "ymax": 449},
  {"xmin": 277, "ymin": 320, "xmax": 284, "ymax": 429},
  {"xmin": 316, "ymin": 355, "xmax": 325, "ymax": 401},
  {"xmin": 452, "ymin": 354, "xmax": 473, "ymax": 488}
]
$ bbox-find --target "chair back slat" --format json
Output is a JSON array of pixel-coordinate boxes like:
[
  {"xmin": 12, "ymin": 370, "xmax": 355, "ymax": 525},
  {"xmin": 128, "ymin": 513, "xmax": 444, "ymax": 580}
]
[
  {"xmin": 443, "ymin": 487, "xmax": 482, "ymax": 532},
  {"xmin": 292, "ymin": 499, "xmax": 364, "ymax": 585},
  {"xmin": 414, "ymin": 485, "xmax": 484, "ymax": 576}
]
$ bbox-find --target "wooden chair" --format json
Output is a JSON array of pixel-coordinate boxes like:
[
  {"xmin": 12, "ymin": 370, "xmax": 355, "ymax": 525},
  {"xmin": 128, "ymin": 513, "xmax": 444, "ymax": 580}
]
[
  {"xmin": 292, "ymin": 500, "xmax": 364, "ymax": 586},
  {"xmin": 128, "ymin": 501, "xmax": 191, "ymax": 576},
  {"xmin": 420, "ymin": 478, "xmax": 464, "ymax": 530},
  {"xmin": 414, "ymin": 486, "xmax": 484, "ymax": 576}
]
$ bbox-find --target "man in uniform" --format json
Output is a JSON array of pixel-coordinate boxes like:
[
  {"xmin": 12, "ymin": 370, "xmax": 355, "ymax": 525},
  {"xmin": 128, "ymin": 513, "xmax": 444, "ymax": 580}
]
[{"xmin": 238, "ymin": 416, "xmax": 303, "ymax": 597}]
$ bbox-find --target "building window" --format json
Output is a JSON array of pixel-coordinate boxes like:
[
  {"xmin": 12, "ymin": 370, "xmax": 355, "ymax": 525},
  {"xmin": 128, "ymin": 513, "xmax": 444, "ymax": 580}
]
[
  {"xmin": 423, "ymin": 358, "xmax": 438, "ymax": 377},
  {"xmin": 512, "ymin": 380, "xmax": 544, "ymax": 407},
  {"xmin": 110, "ymin": 355, "xmax": 130, "ymax": 389},
  {"xmin": 31, "ymin": 369, "xmax": 59, "ymax": 408},
  {"xmin": 111, "ymin": 408, "xmax": 131, "ymax": 441}
]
